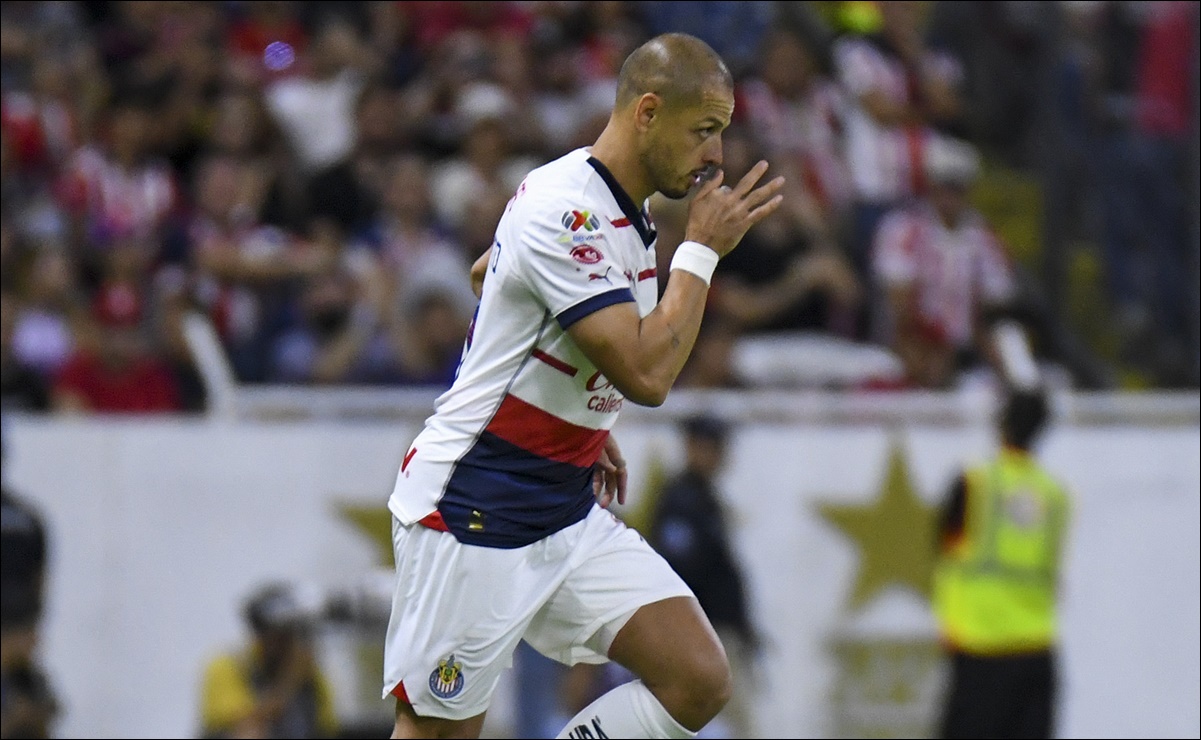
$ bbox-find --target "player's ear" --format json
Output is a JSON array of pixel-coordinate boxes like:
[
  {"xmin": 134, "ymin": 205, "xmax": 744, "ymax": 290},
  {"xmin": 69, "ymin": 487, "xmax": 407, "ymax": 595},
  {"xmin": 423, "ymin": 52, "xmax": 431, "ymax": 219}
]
[{"xmin": 634, "ymin": 93, "xmax": 661, "ymax": 133}]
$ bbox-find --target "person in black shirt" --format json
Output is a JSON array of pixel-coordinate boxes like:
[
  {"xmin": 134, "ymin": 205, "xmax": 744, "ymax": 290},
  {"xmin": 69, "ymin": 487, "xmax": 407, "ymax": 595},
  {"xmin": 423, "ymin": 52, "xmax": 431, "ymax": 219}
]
[
  {"xmin": 1, "ymin": 458, "xmax": 57, "ymax": 738},
  {"xmin": 648, "ymin": 414, "xmax": 760, "ymax": 738}
]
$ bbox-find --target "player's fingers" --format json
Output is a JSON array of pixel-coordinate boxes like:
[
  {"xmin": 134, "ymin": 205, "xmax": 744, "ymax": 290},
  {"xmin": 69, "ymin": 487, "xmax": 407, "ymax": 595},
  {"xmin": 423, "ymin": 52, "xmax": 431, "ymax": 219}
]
[
  {"xmin": 732, "ymin": 160, "xmax": 770, "ymax": 198},
  {"xmin": 616, "ymin": 467, "xmax": 629, "ymax": 507},
  {"xmin": 693, "ymin": 168, "xmax": 724, "ymax": 200},
  {"xmin": 741, "ymin": 176, "xmax": 786, "ymax": 212},
  {"xmin": 596, "ymin": 447, "xmax": 615, "ymax": 471},
  {"xmin": 596, "ymin": 485, "xmax": 612, "ymax": 508}
]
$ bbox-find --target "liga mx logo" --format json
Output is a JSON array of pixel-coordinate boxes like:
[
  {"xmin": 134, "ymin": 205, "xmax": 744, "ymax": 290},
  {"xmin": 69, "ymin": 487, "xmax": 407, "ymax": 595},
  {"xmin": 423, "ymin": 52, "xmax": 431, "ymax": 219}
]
[
  {"xmin": 563, "ymin": 209, "xmax": 600, "ymax": 232},
  {"xmin": 429, "ymin": 654, "xmax": 465, "ymax": 699}
]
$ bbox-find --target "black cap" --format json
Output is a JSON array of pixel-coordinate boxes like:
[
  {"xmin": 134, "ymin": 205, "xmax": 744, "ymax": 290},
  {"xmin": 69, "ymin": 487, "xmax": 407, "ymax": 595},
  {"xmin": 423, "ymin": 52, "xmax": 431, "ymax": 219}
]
[
  {"xmin": 243, "ymin": 582, "xmax": 310, "ymax": 633},
  {"xmin": 680, "ymin": 414, "xmax": 730, "ymax": 443},
  {"xmin": 1000, "ymin": 389, "xmax": 1050, "ymax": 450}
]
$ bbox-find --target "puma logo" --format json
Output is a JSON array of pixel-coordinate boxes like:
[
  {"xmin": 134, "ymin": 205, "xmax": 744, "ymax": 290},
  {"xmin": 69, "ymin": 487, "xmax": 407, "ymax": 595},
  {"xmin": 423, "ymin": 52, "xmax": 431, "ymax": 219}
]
[{"xmin": 588, "ymin": 266, "xmax": 613, "ymax": 283}]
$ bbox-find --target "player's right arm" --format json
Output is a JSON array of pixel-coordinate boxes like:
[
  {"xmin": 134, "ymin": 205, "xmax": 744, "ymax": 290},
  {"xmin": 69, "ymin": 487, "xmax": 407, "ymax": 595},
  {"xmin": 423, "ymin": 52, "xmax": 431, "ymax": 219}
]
[{"xmin": 568, "ymin": 162, "xmax": 783, "ymax": 406}]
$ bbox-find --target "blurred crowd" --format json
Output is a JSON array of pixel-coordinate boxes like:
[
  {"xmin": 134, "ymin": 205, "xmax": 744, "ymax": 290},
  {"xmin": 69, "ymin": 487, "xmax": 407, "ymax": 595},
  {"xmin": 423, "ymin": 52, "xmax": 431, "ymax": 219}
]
[{"xmin": 1, "ymin": 1, "xmax": 1197, "ymax": 415}]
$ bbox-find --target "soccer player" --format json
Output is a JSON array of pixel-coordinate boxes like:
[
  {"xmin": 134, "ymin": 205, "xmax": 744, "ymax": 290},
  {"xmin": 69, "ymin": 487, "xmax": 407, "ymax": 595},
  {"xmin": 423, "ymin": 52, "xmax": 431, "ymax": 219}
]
[{"xmin": 382, "ymin": 33, "xmax": 784, "ymax": 739}]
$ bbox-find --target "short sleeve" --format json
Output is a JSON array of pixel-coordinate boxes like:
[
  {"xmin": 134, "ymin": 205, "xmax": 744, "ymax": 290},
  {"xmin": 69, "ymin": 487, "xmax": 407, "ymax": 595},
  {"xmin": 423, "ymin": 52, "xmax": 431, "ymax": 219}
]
[
  {"xmin": 872, "ymin": 210, "xmax": 918, "ymax": 286},
  {"xmin": 200, "ymin": 654, "xmax": 255, "ymax": 733},
  {"xmin": 512, "ymin": 202, "xmax": 635, "ymax": 330}
]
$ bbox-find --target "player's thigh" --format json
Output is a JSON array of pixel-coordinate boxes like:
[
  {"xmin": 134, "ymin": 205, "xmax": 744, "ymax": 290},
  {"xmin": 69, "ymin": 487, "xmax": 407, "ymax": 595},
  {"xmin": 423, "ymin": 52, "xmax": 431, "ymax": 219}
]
[
  {"xmin": 523, "ymin": 507, "xmax": 697, "ymax": 668},
  {"xmin": 383, "ymin": 518, "xmax": 562, "ymax": 722},
  {"xmin": 392, "ymin": 697, "xmax": 486, "ymax": 740}
]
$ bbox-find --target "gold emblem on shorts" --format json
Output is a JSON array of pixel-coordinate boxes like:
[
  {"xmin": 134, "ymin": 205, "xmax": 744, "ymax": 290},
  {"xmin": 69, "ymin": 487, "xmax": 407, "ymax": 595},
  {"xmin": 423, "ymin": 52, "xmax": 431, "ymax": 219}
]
[
  {"xmin": 428, "ymin": 654, "xmax": 465, "ymax": 699},
  {"xmin": 469, "ymin": 509, "xmax": 485, "ymax": 531}
]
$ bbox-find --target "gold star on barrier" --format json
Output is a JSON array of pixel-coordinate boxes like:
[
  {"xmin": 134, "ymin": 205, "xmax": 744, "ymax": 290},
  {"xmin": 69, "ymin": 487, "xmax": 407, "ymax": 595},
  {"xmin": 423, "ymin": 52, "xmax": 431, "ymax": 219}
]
[
  {"xmin": 339, "ymin": 503, "xmax": 394, "ymax": 566},
  {"xmin": 818, "ymin": 440, "xmax": 939, "ymax": 610}
]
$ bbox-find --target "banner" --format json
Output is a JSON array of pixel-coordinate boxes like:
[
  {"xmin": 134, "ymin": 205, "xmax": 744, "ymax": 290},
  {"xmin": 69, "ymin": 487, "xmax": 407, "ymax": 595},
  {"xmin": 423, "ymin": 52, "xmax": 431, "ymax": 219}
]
[{"xmin": 3, "ymin": 415, "xmax": 1198, "ymax": 738}]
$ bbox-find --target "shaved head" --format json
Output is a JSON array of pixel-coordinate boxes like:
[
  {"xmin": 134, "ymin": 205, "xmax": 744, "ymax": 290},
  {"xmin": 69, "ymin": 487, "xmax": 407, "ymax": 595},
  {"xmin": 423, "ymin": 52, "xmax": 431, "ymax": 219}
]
[
  {"xmin": 615, "ymin": 33, "xmax": 733, "ymax": 109},
  {"xmin": 591, "ymin": 33, "xmax": 736, "ymax": 203}
]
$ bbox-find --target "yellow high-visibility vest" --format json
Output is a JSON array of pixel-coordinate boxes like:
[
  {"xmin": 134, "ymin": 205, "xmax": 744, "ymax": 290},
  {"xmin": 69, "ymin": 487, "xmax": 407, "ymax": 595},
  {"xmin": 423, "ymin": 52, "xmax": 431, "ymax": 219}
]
[{"xmin": 933, "ymin": 448, "xmax": 1071, "ymax": 654}]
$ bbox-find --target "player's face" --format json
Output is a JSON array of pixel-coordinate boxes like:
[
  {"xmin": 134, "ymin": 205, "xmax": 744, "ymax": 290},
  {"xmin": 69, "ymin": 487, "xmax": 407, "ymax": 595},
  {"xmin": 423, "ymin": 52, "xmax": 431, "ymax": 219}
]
[{"xmin": 642, "ymin": 86, "xmax": 734, "ymax": 200}]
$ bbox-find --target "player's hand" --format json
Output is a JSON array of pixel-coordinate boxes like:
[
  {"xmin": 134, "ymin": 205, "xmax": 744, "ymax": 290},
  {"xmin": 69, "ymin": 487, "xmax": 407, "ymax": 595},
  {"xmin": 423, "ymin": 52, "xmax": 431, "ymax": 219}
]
[
  {"xmin": 684, "ymin": 160, "xmax": 785, "ymax": 257},
  {"xmin": 470, "ymin": 246, "xmax": 492, "ymax": 298},
  {"xmin": 593, "ymin": 434, "xmax": 628, "ymax": 508}
]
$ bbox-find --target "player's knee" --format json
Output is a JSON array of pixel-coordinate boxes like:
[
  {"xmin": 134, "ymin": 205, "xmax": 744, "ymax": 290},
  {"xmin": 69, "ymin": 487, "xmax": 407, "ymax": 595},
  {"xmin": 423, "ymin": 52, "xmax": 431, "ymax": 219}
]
[{"xmin": 680, "ymin": 639, "xmax": 733, "ymax": 720}]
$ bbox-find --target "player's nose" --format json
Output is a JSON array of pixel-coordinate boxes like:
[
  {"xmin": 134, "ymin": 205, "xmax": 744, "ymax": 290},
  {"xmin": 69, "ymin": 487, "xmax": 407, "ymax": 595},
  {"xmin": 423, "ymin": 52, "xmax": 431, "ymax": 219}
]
[{"xmin": 703, "ymin": 137, "xmax": 723, "ymax": 168}]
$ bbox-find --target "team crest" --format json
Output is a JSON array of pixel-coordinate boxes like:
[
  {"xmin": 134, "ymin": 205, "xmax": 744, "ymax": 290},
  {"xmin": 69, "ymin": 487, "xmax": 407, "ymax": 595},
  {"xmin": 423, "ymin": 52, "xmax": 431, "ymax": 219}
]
[
  {"xmin": 428, "ymin": 654, "xmax": 465, "ymax": 699},
  {"xmin": 571, "ymin": 244, "xmax": 604, "ymax": 264},
  {"xmin": 563, "ymin": 209, "xmax": 600, "ymax": 232}
]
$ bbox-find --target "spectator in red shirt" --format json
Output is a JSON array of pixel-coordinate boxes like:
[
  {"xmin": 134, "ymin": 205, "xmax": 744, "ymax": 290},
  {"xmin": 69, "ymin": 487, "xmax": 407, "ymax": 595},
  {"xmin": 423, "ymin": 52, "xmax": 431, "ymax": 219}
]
[
  {"xmin": 401, "ymin": 1, "xmax": 534, "ymax": 56},
  {"xmin": 52, "ymin": 285, "xmax": 180, "ymax": 414},
  {"xmin": 0, "ymin": 57, "xmax": 79, "ymax": 180}
]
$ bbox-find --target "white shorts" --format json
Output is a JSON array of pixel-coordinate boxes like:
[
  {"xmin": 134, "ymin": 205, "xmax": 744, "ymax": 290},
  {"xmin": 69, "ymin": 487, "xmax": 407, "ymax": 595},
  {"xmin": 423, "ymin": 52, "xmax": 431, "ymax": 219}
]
[{"xmin": 381, "ymin": 504, "xmax": 694, "ymax": 720}]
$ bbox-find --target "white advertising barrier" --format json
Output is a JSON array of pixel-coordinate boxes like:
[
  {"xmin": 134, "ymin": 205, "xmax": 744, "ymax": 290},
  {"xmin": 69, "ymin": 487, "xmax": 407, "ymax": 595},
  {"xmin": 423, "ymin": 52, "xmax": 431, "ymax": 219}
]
[{"xmin": 3, "ymin": 405, "xmax": 1199, "ymax": 739}]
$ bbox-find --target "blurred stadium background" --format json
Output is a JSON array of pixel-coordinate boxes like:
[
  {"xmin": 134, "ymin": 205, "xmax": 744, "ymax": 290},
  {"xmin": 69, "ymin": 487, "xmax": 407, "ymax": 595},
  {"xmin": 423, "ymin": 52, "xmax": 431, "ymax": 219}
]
[{"xmin": 0, "ymin": 1, "xmax": 1197, "ymax": 738}]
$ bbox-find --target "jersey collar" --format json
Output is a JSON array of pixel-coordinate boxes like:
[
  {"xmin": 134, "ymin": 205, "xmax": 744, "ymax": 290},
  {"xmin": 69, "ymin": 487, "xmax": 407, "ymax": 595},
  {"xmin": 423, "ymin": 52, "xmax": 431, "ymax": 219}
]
[{"xmin": 586, "ymin": 156, "xmax": 657, "ymax": 248}]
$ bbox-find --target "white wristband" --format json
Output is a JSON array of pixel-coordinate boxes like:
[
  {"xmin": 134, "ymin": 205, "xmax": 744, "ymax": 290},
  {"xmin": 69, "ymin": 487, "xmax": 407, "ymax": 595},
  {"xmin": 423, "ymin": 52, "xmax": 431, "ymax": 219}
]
[{"xmin": 669, "ymin": 241, "xmax": 719, "ymax": 286}]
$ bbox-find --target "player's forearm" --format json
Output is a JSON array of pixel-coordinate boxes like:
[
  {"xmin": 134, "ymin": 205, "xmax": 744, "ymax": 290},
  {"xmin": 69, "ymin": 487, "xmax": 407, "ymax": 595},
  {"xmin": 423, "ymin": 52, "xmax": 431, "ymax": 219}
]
[
  {"xmin": 567, "ymin": 269, "xmax": 708, "ymax": 406},
  {"xmin": 626, "ymin": 270, "xmax": 710, "ymax": 405}
]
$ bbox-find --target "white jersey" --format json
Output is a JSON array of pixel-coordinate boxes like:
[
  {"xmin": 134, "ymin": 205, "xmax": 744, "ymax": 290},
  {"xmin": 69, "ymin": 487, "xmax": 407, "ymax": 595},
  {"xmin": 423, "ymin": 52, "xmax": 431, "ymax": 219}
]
[{"xmin": 388, "ymin": 149, "xmax": 659, "ymax": 548}]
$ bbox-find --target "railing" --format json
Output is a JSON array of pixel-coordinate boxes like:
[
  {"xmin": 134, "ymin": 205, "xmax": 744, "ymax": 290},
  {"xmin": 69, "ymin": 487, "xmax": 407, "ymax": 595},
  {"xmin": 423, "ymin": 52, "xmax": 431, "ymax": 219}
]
[{"xmin": 182, "ymin": 313, "xmax": 1200, "ymax": 427}]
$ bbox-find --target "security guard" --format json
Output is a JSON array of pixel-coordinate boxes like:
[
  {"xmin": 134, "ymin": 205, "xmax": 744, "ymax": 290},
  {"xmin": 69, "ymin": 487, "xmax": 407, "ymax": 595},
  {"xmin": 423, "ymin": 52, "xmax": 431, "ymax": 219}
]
[{"xmin": 933, "ymin": 388, "xmax": 1072, "ymax": 739}]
